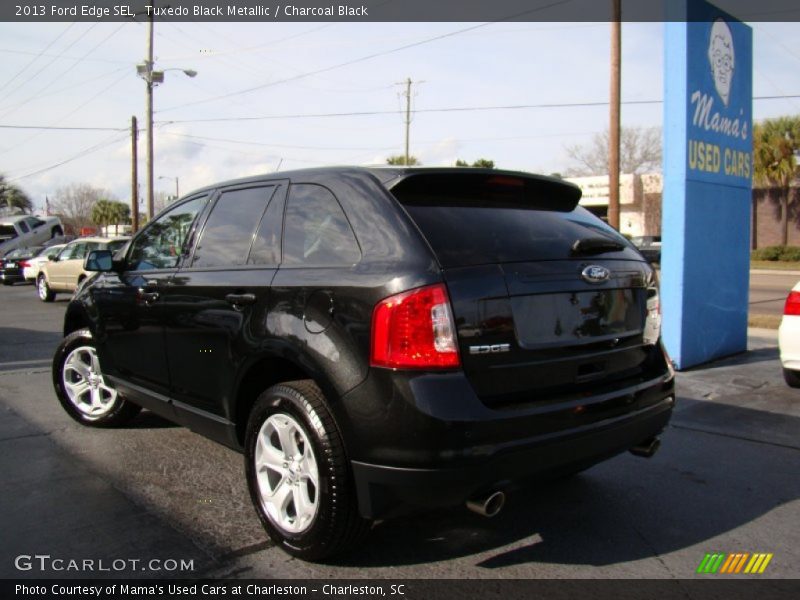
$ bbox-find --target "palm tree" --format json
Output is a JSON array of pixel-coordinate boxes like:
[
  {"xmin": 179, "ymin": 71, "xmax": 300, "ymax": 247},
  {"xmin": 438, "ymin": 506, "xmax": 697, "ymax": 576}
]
[
  {"xmin": 92, "ymin": 199, "xmax": 131, "ymax": 235},
  {"xmin": 753, "ymin": 116, "xmax": 800, "ymax": 245},
  {"xmin": 108, "ymin": 201, "xmax": 130, "ymax": 235},
  {"xmin": 0, "ymin": 174, "xmax": 34, "ymax": 214}
]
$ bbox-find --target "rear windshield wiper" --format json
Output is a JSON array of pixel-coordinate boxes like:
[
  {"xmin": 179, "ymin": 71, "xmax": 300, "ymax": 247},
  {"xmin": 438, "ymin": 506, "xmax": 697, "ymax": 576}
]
[{"xmin": 571, "ymin": 236, "xmax": 626, "ymax": 256}]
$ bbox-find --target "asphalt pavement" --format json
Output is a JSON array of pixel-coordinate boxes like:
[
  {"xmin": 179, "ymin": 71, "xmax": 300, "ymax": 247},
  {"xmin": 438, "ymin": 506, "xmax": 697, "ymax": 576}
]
[{"xmin": 0, "ymin": 282, "xmax": 798, "ymax": 581}]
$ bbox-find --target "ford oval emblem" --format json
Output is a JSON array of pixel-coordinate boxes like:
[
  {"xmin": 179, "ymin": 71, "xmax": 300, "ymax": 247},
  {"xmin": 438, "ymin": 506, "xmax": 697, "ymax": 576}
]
[{"xmin": 581, "ymin": 265, "xmax": 611, "ymax": 284}]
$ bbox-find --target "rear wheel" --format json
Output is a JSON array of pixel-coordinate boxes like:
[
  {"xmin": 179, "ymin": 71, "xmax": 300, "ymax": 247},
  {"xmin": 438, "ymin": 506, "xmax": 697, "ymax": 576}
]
[
  {"xmin": 244, "ymin": 380, "xmax": 369, "ymax": 561},
  {"xmin": 37, "ymin": 274, "xmax": 54, "ymax": 302},
  {"xmin": 783, "ymin": 367, "xmax": 800, "ymax": 388},
  {"xmin": 51, "ymin": 226, "xmax": 63, "ymax": 238},
  {"xmin": 52, "ymin": 329, "xmax": 141, "ymax": 427}
]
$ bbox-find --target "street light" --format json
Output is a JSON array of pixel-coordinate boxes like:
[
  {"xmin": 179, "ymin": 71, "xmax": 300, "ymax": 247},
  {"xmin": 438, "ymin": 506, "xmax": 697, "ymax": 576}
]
[
  {"xmin": 158, "ymin": 175, "xmax": 180, "ymax": 200},
  {"xmin": 136, "ymin": 14, "xmax": 196, "ymax": 222}
]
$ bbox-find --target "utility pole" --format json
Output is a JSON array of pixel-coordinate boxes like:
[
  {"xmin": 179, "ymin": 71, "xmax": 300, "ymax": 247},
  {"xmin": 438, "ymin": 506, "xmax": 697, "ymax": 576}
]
[
  {"xmin": 608, "ymin": 0, "xmax": 622, "ymax": 230},
  {"xmin": 130, "ymin": 116, "xmax": 139, "ymax": 231},
  {"xmin": 397, "ymin": 78, "xmax": 422, "ymax": 165},
  {"xmin": 145, "ymin": 8, "xmax": 155, "ymax": 222},
  {"xmin": 403, "ymin": 77, "xmax": 412, "ymax": 165}
]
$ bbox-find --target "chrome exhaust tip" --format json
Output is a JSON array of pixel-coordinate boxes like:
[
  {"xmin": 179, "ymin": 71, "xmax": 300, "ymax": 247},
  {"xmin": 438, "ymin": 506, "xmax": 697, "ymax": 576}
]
[
  {"xmin": 466, "ymin": 490, "xmax": 506, "ymax": 517},
  {"xmin": 629, "ymin": 437, "xmax": 661, "ymax": 458}
]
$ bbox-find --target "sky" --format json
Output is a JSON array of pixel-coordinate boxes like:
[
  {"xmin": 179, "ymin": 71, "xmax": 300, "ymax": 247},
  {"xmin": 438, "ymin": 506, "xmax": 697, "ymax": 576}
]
[{"xmin": 0, "ymin": 16, "xmax": 798, "ymax": 212}]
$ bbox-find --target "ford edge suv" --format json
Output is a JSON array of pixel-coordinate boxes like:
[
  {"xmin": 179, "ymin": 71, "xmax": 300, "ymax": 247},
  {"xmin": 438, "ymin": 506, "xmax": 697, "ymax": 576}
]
[{"xmin": 52, "ymin": 167, "xmax": 675, "ymax": 560}]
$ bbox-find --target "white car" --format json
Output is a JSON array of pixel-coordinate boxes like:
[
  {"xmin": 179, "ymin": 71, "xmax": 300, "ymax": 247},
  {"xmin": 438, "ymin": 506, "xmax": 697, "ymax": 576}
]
[
  {"xmin": 0, "ymin": 215, "xmax": 64, "ymax": 257},
  {"xmin": 778, "ymin": 281, "xmax": 800, "ymax": 387},
  {"xmin": 23, "ymin": 244, "xmax": 65, "ymax": 282}
]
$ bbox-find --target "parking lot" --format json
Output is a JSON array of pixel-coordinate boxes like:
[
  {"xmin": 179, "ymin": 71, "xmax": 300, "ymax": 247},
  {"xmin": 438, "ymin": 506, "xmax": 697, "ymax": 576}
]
[{"xmin": 1, "ymin": 280, "xmax": 799, "ymax": 580}]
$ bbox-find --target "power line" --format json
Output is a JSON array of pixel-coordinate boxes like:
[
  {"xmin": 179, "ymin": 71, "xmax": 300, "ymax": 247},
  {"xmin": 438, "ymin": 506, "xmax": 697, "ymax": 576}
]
[
  {"xmin": 160, "ymin": 131, "xmax": 398, "ymax": 151},
  {"xmin": 0, "ymin": 22, "xmax": 127, "ymax": 121},
  {"xmin": 0, "ymin": 23, "xmax": 99, "ymax": 106},
  {"xmin": 0, "ymin": 65, "xmax": 129, "ymax": 118},
  {"xmin": 0, "ymin": 47, "xmax": 128, "ymax": 64},
  {"xmin": 0, "ymin": 124, "xmax": 126, "ymax": 131},
  {"xmin": 7, "ymin": 133, "xmax": 129, "ymax": 182},
  {"xmin": 0, "ymin": 23, "xmax": 76, "ymax": 95},
  {"xmin": 157, "ymin": 94, "xmax": 800, "ymax": 124},
  {"xmin": 157, "ymin": 0, "xmax": 576, "ymax": 114},
  {"xmin": 0, "ymin": 69, "xmax": 133, "ymax": 158},
  {"xmin": 3, "ymin": 93, "xmax": 798, "ymax": 133}
]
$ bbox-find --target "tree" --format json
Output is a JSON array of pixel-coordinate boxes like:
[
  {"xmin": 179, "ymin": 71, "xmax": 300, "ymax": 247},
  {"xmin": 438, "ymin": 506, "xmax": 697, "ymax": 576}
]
[
  {"xmin": 387, "ymin": 155, "xmax": 420, "ymax": 166},
  {"xmin": 753, "ymin": 116, "xmax": 800, "ymax": 246},
  {"xmin": 91, "ymin": 199, "xmax": 130, "ymax": 235},
  {"xmin": 52, "ymin": 183, "xmax": 115, "ymax": 233},
  {"xmin": 565, "ymin": 126, "xmax": 662, "ymax": 176},
  {"xmin": 455, "ymin": 158, "xmax": 495, "ymax": 168},
  {"xmin": 0, "ymin": 174, "xmax": 33, "ymax": 214}
]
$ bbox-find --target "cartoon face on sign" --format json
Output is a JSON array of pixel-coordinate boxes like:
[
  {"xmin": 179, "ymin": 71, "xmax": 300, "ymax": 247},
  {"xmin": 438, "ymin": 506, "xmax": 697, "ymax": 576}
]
[{"xmin": 708, "ymin": 18, "xmax": 735, "ymax": 106}]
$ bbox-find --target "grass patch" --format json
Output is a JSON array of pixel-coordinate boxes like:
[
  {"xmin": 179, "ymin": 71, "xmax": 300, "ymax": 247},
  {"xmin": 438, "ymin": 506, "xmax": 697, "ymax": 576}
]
[
  {"xmin": 751, "ymin": 260, "xmax": 800, "ymax": 271},
  {"xmin": 748, "ymin": 314, "xmax": 781, "ymax": 329}
]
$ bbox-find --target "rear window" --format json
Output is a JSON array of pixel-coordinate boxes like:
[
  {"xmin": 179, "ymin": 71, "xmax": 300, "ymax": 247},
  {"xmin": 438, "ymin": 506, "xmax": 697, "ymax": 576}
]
[{"xmin": 388, "ymin": 173, "xmax": 632, "ymax": 267}]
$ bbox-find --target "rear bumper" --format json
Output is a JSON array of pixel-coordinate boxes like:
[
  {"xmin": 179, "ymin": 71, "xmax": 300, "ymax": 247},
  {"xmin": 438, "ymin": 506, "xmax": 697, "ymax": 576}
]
[
  {"xmin": 0, "ymin": 271, "xmax": 24, "ymax": 284},
  {"xmin": 343, "ymin": 368, "xmax": 674, "ymax": 519},
  {"xmin": 352, "ymin": 395, "xmax": 672, "ymax": 519}
]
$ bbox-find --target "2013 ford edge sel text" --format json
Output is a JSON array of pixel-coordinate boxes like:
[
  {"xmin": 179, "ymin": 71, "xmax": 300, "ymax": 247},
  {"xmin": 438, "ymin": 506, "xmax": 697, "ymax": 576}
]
[{"xmin": 53, "ymin": 167, "xmax": 675, "ymax": 560}]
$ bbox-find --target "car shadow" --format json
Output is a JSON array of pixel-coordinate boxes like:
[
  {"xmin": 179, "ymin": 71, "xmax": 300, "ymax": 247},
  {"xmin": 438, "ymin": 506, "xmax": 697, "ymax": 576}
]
[
  {"xmin": 326, "ymin": 399, "xmax": 799, "ymax": 569},
  {"xmin": 679, "ymin": 346, "xmax": 778, "ymax": 371}
]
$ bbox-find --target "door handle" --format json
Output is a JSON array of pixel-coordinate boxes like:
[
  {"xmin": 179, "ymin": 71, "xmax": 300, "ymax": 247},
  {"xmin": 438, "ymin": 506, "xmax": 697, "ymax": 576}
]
[
  {"xmin": 225, "ymin": 293, "xmax": 256, "ymax": 308},
  {"xmin": 138, "ymin": 289, "xmax": 159, "ymax": 304}
]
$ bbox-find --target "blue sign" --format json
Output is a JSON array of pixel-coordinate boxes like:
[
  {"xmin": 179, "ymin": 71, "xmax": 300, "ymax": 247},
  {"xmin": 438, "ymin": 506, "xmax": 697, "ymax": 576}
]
[
  {"xmin": 662, "ymin": 1, "xmax": 752, "ymax": 370},
  {"xmin": 686, "ymin": 3, "xmax": 753, "ymax": 188}
]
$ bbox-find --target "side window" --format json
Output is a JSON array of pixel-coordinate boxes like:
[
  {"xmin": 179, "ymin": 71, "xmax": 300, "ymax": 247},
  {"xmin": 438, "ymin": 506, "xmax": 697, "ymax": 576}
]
[
  {"xmin": 18, "ymin": 221, "xmax": 29, "ymax": 234},
  {"xmin": 26, "ymin": 217, "xmax": 43, "ymax": 229},
  {"xmin": 128, "ymin": 196, "xmax": 208, "ymax": 271},
  {"xmin": 61, "ymin": 243, "xmax": 85, "ymax": 261},
  {"xmin": 283, "ymin": 184, "xmax": 360, "ymax": 267},
  {"xmin": 82, "ymin": 242, "xmax": 101, "ymax": 257},
  {"xmin": 192, "ymin": 186, "xmax": 274, "ymax": 268},
  {"xmin": 247, "ymin": 188, "xmax": 285, "ymax": 266}
]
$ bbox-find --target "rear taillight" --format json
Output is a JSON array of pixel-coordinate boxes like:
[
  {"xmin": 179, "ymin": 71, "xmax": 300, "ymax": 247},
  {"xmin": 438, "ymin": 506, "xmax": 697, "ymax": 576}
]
[
  {"xmin": 784, "ymin": 291, "xmax": 800, "ymax": 315},
  {"xmin": 370, "ymin": 283, "xmax": 460, "ymax": 369},
  {"xmin": 19, "ymin": 261, "xmax": 30, "ymax": 268},
  {"xmin": 643, "ymin": 287, "xmax": 661, "ymax": 345}
]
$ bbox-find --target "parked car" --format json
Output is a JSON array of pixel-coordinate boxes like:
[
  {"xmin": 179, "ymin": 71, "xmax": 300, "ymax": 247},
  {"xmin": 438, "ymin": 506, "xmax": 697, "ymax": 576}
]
[
  {"xmin": 779, "ymin": 282, "xmax": 800, "ymax": 387},
  {"xmin": 37, "ymin": 236, "xmax": 129, "ymax": 302},
  {"xmin": 0, "ymin": 214, "xmax": 63, "ymax": 258},
  {"xmin": 631, "ymin": 235, "xmax": 662, "ymax": 264},
  {"xmin": 23, "ymin": 244, "xmax": 66, "ymax": 283},
  {"xmin": 52, "ymin": 167, "xmax": 674, "ymax": 560},
  {"xmin": 0, "ymin": 246, "xmax": 43, "ymax": 285}
]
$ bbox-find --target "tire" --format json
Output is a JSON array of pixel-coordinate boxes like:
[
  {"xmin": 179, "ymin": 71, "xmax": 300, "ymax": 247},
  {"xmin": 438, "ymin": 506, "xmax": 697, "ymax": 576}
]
[
  {"xmin": 244, "ymin": 380, "xmax": 370, "ymax": 561},
  {"xmin": 783, "ymin": 367, "xmax": 800, "ymax": 388},
  {"xmin": 51, "ymin": 226, "xmax": 63, "ymax": 238},
  {"xmin": 37, "ymin": 274, "xmax": 55, "ymax": 302},
  {"xmin": 2, "ymin": 280, "xmax": 12, "ymax": 286},
  {"xmin": 52, "ymin": 328, "xmax": 141, "ymax": 427}
]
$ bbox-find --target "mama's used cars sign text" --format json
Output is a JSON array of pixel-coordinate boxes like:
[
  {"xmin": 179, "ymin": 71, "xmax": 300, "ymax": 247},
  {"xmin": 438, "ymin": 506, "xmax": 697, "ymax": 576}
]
[{"xmin": 686, "ymin": 8, "xmax": 752, "ymax": 187}]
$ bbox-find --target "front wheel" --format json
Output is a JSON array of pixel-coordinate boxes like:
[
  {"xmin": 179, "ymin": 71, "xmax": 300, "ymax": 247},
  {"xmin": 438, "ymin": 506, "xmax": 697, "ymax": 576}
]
[
  {"xmin": 244, "ymin": 380, "xmax": 370, "ymax": 561},
  {"xmin": 52, "ymin": 329, "xmax": 141, "ymax": 427},
  {"xmin": 37, "ymin": 274, "xmax": 54, "ymax": 302}
]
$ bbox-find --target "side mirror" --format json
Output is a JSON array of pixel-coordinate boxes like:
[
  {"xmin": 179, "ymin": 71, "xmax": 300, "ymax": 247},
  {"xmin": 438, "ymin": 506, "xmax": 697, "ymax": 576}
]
[{"xmin": 84, "ymin": 250, "xmax": 113, "ymax": 272}]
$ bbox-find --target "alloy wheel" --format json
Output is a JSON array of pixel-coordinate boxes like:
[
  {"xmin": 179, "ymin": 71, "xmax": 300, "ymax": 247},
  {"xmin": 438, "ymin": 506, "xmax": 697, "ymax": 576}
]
[
  {"xmin": 254, "ymin": 413, "xmax": 320, "ymax": 534},
  {"xmin": 62, "ymin": 345, "xmax": 117, "ymax": 419}
]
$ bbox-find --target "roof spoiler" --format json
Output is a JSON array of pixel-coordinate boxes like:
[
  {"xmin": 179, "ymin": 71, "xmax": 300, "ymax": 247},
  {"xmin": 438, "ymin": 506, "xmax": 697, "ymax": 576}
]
[{"xmin": 380, "ymin": 170, "xmax": 582, "ymax": 212}]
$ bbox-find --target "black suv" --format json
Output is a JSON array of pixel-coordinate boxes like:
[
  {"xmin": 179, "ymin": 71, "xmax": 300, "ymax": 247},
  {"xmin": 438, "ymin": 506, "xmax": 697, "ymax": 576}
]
[{"xmin": 53, "ymin": 167, "xmax": 674, "ymax": 560}]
